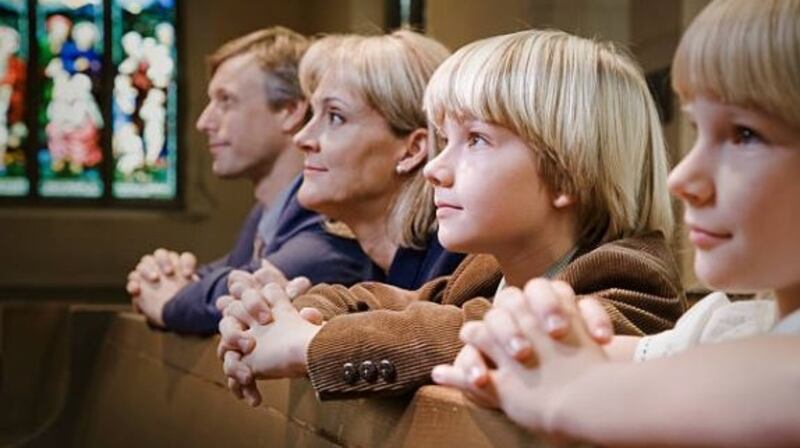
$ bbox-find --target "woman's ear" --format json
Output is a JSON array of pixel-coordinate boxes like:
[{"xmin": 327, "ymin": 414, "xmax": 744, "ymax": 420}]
[
  {"xmin": 553, "ymin": 193, "xmax": 577, "ymax": 209},
  {"xmin": 395, "ymin": 128, "xmax": 429, "ymax": 175},
  {"xmin": 280, "ymin": 99, "xmax": 310, "ymax": 134}
]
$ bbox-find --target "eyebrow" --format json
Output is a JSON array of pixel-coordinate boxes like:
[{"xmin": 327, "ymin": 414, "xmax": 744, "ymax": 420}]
[{"xmin": 321, "ymin": 96, "xmax": 347, "ymax": 108}]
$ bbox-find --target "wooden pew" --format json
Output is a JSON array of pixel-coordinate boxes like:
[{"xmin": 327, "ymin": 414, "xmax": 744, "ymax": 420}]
[{"xmin": 1, "ymin": 304, "xmax": 557, "ymax": 447}]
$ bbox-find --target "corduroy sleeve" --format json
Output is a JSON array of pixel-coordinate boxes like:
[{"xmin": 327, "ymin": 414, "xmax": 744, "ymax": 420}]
[
  {"xmin": 292, "ymin": 276, "xmax": 451, "ymax": 321},
  {"xmin": 561, "ymin": 232, "xmax": 687, "ymax": 336},
  {"xmin": 305, "ymin": 297, "xmax": 492, "ymax": 400}
]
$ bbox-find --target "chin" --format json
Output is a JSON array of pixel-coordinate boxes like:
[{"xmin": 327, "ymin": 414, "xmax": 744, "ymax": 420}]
[
  {"xmin": 436, "ymin": 228, "xmax": 477, "ymax": 254},
  {"xmin": 694, "ymin": 255, "xmax": 744, "ymax": 291}
]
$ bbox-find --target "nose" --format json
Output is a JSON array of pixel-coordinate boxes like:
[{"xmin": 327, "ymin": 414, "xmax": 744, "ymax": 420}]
[
  {"xmin": 423, "ymin": 147, "xmax": 454, "ymax": 188},
  {"xmin": 196, "ymin": 102, "xmax": 215, "ymax": 133},
  {"xmin": 668, "ymin": 141, "xmax": 715, "ymax": 208},
  {"xmin": 293, "ymin": 117, "xmax": 320, "ymax": 154}
]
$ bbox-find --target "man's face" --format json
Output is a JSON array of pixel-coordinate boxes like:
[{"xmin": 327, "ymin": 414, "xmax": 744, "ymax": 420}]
[{"xmin": 196, "ymin": 53, "xmax": 288, "ymax": 180}]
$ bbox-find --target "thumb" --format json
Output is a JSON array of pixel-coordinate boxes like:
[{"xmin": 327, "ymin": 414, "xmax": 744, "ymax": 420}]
[
  {"xmin": 254, "ymin": 259, "xmax": 288, "ymax": 287},
  {"xmin": 299, "ymin": 307, "xmax": 324, "ymax": 325},
  {"xmin": 285, "ymin": 276, "xmax": 311, "ymax": 298},
  {"xmin": 179, "ymin": 252, "xmax": 197, "ymax": 278}
]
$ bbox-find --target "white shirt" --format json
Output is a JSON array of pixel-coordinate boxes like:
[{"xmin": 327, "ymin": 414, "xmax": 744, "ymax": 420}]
[{"xmin": 635, "ymin": 292, "xmax": 800, "ymax": 362}]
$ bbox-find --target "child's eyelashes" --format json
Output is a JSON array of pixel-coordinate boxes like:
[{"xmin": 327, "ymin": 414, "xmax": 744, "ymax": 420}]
[
  {"xmin": 467, "ymin": 132, "xmax": 490, "ymax": 148},
  {"xmin": 732, "ymin": 125, "xmax": 765, "ymax": 146},
  {"xmin": 328, "ymin": 110, "xmax": 345, "ymax": 126}
]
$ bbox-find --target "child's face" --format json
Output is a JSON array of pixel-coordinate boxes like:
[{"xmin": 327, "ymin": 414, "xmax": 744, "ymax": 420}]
[
  {"xmin": 423, "ymin": 116, "xmax": 559, "ymax": 255},
  {"xmin": 669, "ymin": 95, "xmax": 800, "ymax": 293}
]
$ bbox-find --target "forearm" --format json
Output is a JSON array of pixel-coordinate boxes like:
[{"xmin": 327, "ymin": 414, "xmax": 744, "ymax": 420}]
[
  {"xmin": 306, "ymin": 298, "xmax": 491, "ymax": 400},
  {"xmin": 293, "ymin": 277, "xmax": 448, "ymax": 321},
  {"xmin": 549, "ymin": 336, "xmax": 800, "ymax": 447},
  {"xmin": 602, "ymin": 335, "xmax": 640, "ymax": 361}
]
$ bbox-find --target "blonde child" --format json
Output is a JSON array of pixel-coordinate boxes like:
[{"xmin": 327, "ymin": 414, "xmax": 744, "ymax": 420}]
[{"xmin": 437, "ymin": 1, "xmax": 800, "ymax": 445}]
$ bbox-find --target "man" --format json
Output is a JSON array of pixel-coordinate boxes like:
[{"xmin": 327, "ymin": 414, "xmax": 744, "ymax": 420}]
[{"xmin": 127, "ymin": 27, "xmax": 370, "ymax": 334}]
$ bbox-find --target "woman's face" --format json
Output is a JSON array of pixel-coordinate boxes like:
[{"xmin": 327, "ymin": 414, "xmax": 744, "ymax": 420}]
[
  {"xmin": 423, "ymin": 116, "xmax": 566, "ymax": 256},
  {"xmin": 294, "ymin": 71, "xmax": 406, "ymax": 219},
  {"xmin": 668, "ymin": 95, "xmax": 800, "ymax": 295}
]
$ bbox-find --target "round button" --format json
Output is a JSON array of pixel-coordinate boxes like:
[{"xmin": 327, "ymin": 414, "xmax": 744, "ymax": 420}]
[
  {"xmin": 378, "ymin": 360, "xmax": 396, "ymax": 382},
  {"xmin": 359, "ymin": 360, "xmax": 378, "ymax": 382},
  {"xmin": 343, "ymin": 362, "xmax": 358, "ymax": 384}
]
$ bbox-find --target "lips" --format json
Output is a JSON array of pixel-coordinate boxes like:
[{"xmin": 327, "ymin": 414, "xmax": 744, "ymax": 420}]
[
  {"xmin": 434, "ymin": 199, "xmax": 463, "ymax": 219},
  {"xmin": 687, "ymin": 224, "xmax": 732, "ymax": 250},
  {"xmin": 207, "ymin": 142, "xmax": 229, "ymax": 156},
  {"xmin": 303, "ymin": 163, "xmax": 328, "ymax": 173}
]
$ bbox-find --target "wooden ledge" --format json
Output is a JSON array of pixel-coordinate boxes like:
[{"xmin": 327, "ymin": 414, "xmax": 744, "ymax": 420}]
[{"xmin": 1, "ymin": 305, "xmax": 555, "ymax": 447}]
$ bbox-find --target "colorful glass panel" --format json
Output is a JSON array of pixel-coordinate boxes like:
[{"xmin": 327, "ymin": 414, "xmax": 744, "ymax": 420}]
[
  {"xmin": 0, "ymin": 0, "xmax": 30, "ymax": 196},
  {"xmin": 36, "ymin": 0, "xmax": 104, "ymax": 198},
  {"xmin": 111, "ymin": 0, "xmax": 176, "ymax": 199}
]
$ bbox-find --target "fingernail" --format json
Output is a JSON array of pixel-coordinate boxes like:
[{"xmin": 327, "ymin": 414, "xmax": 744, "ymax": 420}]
[
  {"xmin": 239, "ymin": 339, "xmax": 253, "ymax": 352},
  {"xmin": 507, "ymin": 336, "xmax": 528, "ymax": 357},
  {"xmin": 545, "ymin": 314, "xmax": 567, "ymax": 334},
  {"xmin": 258, "ymin": 312, "xmax": 270, "ymax": 324},
  {"xmin": 468, "ymin": 366, "xmax": 484, "ymax": 384},
  {"xmin": 593, "ymin": 326, "xmax": 611, "ymax": 340}
]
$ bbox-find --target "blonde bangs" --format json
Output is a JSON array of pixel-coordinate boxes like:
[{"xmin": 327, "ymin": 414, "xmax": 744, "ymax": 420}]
[
  {"xmin": 298, "ymin": 35, "xmax": 344, "ymax": 98},
  {"xmin": 424, "ymin": 34, "xmax": 520, "ymax": 135},
  {"xmin": 425, "ymin": 30, "xmax": 674, "ymax": 243},
  {"xmin": 673, "ymin": 0, "xmax": 800, "ymax": 127}
]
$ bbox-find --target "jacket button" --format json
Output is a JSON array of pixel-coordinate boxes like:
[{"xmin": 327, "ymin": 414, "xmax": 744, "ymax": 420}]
[
  {"xmin": 343, "ymin": 362, "xmax": 358, "ymax": 384},
  {"xmin": 378, "ymin": 360, "xmax": 396, "ymax": 382},
  {"xmin": 359, "ymin": 360, "xmax": 378, "ymax": 382}
]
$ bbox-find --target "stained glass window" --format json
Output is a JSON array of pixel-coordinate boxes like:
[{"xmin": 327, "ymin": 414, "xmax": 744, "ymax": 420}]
[
  {"xmin": 0, "ymin": 0, "xmax": 178, "ymax": 205},
  {"xmin": 35, "ymin": 0, "xmax": 104, "ymax": 198},
  {"xmin": 111, "ymin": 0, "xmax": 177, "ymax": 199},
  {"xmin": 0, "ymin": 0, "xmax": 30, "ymax": 197}
]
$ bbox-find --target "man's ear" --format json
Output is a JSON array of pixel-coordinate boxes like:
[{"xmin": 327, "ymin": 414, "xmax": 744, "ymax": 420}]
[
  {"xmin": 280, "ymin": 100, "xmax": 310, "ymax": 134},
  {"xmin": 395, "ymin": 128, "xmax": 429, "ymax": 175},
  {"xmin": 553, "ymin": 193, "xmax": 577, "ymax": 209}
]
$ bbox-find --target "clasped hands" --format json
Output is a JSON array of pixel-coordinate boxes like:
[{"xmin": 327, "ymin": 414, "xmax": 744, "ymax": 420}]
[
  {"xmin": 127, "ymin": 248, "xmax": 198, "ymax": 327},
  {"xmin": 432, "ymin": 278, "xmax": 613, "ymax": 434},
  {"xmin": 215, "ymin": 261, "xmax": 323, "ymax": 407}
]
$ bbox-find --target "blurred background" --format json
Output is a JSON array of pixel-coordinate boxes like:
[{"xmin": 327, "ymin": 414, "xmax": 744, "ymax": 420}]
[{"xmin": 0, "ymin": 0, "xmax": 710, "ymax": 303}]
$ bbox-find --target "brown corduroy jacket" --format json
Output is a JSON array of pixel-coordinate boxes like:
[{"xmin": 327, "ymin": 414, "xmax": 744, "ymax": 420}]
[{"xmin": 292, "ymin": 232, "xmax": 686, "ymax": 400}]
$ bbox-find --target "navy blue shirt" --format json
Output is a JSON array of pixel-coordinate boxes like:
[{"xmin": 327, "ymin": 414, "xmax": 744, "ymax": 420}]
[
  {"xmin": 367, "ymin": 235, "xmax": 465, "ymax": 289},
  {"xmin": 162, "ymin": 176, "xmax": 374, "ymax": 334}
]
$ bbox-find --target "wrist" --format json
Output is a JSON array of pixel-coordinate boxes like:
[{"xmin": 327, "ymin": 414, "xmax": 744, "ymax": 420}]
[{"xmin": 297, "ymin": 324, "xmax": 321, "ymax": 376}]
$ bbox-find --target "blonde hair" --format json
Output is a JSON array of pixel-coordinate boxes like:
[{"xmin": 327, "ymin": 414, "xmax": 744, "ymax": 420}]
[
  {"xmin": 299, "ymin": 30, "xmax": 451, "ymax": 248},
  {"xmin": 424, "ymin": 29, "xmax": 673, "ymax": 243},
  {"xmin": 208, "ymin": 26, "xmax": 310, "ymax": 109},
  {"xmin": 672, "ymin": 0, "xmax": 800, "ymax": 128}
]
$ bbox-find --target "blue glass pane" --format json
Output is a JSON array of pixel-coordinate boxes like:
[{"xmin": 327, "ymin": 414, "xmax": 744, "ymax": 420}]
[
  {"xmin": 111, "ymin": 0, "xmax": 177, "ymax": 200},
  {"xmin": 36, "ymin": 0, "xmax": 104, "ymax": 198},
  {"xmin": 0, "ymin": 0, "xmax": 30, "ymax": 196}
]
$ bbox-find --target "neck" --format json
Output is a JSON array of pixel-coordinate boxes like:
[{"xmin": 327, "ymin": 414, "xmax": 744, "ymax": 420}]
[
  {"xmin": 340, "ymin": 196, "xmax": 399, "ymax": 273},
  {"xmin": 494, "ymin": 220, "xmax": 578, "ymax": 289},
  {"xmin": 252, "ymin": 146, "xmax": 304, "ymax": 205},
  {"xmin": 774, "ymin": 283, "xmax": 800, "ymax": 319}
]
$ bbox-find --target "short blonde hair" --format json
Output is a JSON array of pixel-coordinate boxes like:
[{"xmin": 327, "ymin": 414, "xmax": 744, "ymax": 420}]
[
  {"xmin": 299, "ymin": 30, "xmax": 451, "ymax": 249},
  {"xmin": 424, "ymin": 29, "xmax": 673, "ymax": 243},
  {"xmin": 672, "ymin": 0, "xmax": 800, "ymax": 128},
  {"xmin": 209, "ymin": 26, "xmax": 310, "ymax": 109}
]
